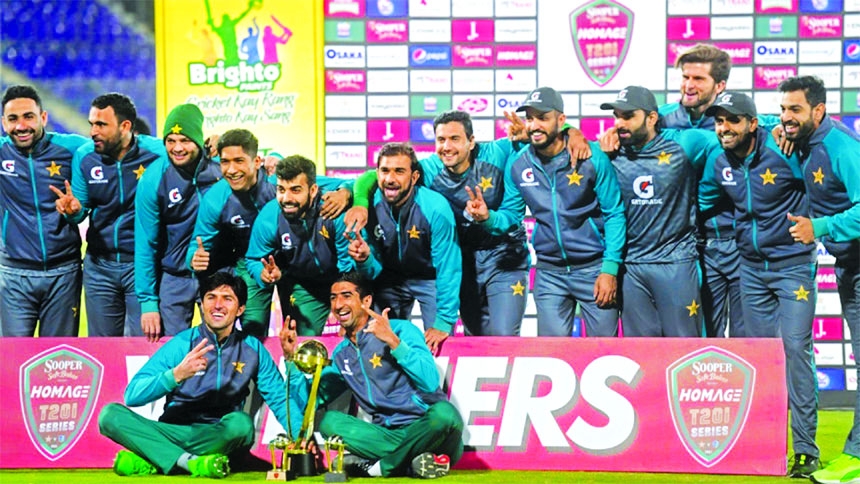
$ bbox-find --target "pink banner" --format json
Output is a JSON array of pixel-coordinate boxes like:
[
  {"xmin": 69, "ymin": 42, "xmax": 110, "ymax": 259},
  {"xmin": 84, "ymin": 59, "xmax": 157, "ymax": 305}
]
[
  {"xmin": 452, "ymin": 45, "xmax": 494, "ymax": 68},
  {"xmin": 0, "ymin": 338, "xmax": 787, "ymax": 475},
  {"xmin": 799, "ymin": 16, "xmax": 842, "ymax": 37},
  {"xmin": 451, "ymin": 19, "xmax": 494, "ymax": 43},
  {"xmin": 325, "ymin": 70, "xmax": 366, "ymax": 92},
  {"xmin": 366, "ymin": 20, "xmax": 408, "ymax": 43},
  {"xmin": 754, "ymin": 66, "xmax": 797, "ymax": 89},
  {"xmin": 495, "ymin": 45, "xmax": 537, "ymax": 67},
  {"xmin": 666, "ymin": 17, "xmax": 710, "ymax": 41}
]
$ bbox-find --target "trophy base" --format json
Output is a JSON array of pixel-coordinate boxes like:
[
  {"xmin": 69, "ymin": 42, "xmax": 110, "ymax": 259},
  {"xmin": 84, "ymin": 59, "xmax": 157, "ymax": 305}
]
[
  {"xmin": 325, "ymin": 471, "xmax": 348, "ymax": 482},
  {"xmin": 266, "ymin": 469, "xmax": 291, "ymax": 481},
  {"xmin": 290, "ymin": 452, "xmax": 318, "ymax": 477}
]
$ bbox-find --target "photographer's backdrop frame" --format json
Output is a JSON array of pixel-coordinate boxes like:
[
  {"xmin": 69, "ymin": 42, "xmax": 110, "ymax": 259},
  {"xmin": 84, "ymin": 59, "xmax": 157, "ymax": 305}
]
[{"xmin": 155, "ymin": 0, "xmax": 856, "ymax": 404}]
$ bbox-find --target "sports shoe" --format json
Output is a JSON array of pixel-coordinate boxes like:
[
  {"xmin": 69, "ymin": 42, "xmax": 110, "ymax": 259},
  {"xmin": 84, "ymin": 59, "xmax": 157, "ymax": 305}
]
[
  {"xmin": 789, "ymin": 453, "xmax": 820, "ymax": 478},
  {"xmin": 342, "ymin": 454, "xmax": 374, "ymax": 478},
  {"xmin": 188, "ymin": 453, "xmax": 230, "ymax": 479},
  {"xmin": 811, "ymin": 453, "xmax": 860, "ymax": 484},
  {"xmin": 410, "ymin": 453, "xmax": 450, "ymax": 479},
  {"xmin": 113, "ymin": 450, "xmax": 157, "ymax": 476}
]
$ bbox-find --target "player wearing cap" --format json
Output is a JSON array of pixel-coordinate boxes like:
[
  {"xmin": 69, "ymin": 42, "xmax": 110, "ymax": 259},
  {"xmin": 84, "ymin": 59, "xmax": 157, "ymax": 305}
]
[
  {"xmin": 700, "ymin": 91, "xmax": 819, "ymax": 478},
  {"xmin": 472, "ymin": 87, "xmax": 625, "ymax": 336},
  {"xmin": 135, "ymin": 104, "xmax": 222, "ymax": 341},
  {"xmin": 770, "ymin": 76, "xmax": 860, "ymax": 484},
  {"xmin": 600, "ymin": 86, "xmax": 721, "ymax": 337}
]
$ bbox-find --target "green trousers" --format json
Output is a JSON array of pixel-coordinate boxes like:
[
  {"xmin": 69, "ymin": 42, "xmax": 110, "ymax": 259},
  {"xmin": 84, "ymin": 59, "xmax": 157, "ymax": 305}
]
[
  {"xmin": 235, "ymin": 260, "xmax": 274, "ymax": 340},
  {"xmin": 279, "ymin": 280, "xmax": 331, "ymax": 336},
  {"xmin": 319, "ymin": 401, "xmax": 464, "ymax": 477},
  {"xmin": 98, "ymin": 403, "xmax": 255, "ymax": 474}
]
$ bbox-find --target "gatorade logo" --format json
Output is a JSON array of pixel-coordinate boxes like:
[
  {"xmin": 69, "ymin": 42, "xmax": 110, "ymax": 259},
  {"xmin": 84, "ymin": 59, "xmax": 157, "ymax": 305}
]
[
  {"xmin": 633, "ymin": 175, "xmax": 654, "ymax": 199},
  {"xmin": 168, "ymin": 188, "xmax": 182, "ymax": 205},
  {"xmin": 281, "ymin": 233, "xmax": 293, "ymax": 249},
  {"xmin": 2, "ymin": 159, "xmax": 15, "ymax": 172},
  {"xmin": 90, "ymin": 166, "xmax": 104, "ymax": 180}
]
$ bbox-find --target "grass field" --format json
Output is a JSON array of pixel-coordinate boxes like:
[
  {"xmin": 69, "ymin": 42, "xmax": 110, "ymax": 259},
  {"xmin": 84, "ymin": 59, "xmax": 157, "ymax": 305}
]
[{"xmin": 0, "ymin": 410, "xmax": 852, "ymax": 484}]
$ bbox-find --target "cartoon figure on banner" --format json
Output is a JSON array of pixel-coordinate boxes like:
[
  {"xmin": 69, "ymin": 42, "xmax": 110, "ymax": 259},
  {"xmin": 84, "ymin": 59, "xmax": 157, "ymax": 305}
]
[
  {"xmin": 204, "ymin": 0, "xmax": 261, "ymax": 65},
  {"xmin": 263, "ymin": 14, "xmax": 292, "ymax": 64},
  {"xmin": 241, "ymin": 18, "xmax": 261, "ymax": 64}
]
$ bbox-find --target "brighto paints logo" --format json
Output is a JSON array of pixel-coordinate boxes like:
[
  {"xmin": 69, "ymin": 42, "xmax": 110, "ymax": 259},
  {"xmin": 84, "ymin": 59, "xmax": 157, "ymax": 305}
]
[{"xmin": 189, "ymin": 60, "xmax": 283, "ymax": 92}]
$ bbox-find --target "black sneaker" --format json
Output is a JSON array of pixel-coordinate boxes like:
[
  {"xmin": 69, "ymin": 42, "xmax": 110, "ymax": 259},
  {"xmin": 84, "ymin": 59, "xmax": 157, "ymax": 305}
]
[
  {"xmin": 410, "ymin": 453, "xmax": 450, "ymax": 479},
  {"xmin": 789, "ymin": 453, "xmax": 820, "ymax": 478},
  {"xmin": 342, "ymin": 454, "xmax": 374, "ymax": 478}
]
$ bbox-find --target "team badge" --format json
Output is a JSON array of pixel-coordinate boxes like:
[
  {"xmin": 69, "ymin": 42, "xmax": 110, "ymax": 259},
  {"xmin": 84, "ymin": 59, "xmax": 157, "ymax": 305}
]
[
  {"xmin": 19, "ymin": 345, "xmax": 104, "ymax": 461},
  {"xmin": 667, "ymin": 347, "xmax": 756, "ymax": 468},
  {"xmin": 570, "ymin": 0, "xmax": 634, "ymax": 86}
]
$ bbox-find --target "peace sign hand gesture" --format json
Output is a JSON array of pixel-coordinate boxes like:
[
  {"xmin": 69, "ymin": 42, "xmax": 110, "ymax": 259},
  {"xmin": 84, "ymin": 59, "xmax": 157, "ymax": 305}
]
[
  {"xmin": 49, "ymin": 180, "xmax": 82, "ymax": 216},
  {"xmin": 464, "ymin": 185, "xmax": 489, "ymax": 223},
  {"xmin": 173, "ymin": 339, "xmax": 214, "ymax": 384},
  {"xmin": 260, "ymin": 255, "xmax": 282, "ymax": 284}
]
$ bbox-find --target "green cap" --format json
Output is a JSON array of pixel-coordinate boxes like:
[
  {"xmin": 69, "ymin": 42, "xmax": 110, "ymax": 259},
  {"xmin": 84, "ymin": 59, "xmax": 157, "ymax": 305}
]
[{"xmin": 162, "ymin": 103, "xmax": 205, "ymax": 149}]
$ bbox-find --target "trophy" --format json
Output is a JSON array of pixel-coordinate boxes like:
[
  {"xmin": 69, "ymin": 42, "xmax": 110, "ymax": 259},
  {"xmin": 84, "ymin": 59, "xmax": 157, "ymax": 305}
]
[
  {"xmin": 324, "ymin": 436, "xmax": 348, "ymax": 482},
  {"xmin": 284, "ymin": 339, "xmax": 332, "ymax": 479},
  {"xmin": 266, "ymin": 433, "xmax": 292, "ymax": 481}
]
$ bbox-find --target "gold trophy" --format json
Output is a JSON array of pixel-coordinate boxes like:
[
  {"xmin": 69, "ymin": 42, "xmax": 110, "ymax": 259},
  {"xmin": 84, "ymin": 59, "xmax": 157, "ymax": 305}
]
[
  {"xmin": 324, "ymin": 436, "xmax": 348, "ymax": 482},
  {"xmin": 276, "ymin": 339, "xmax": 331, "ymax": 479},
  {"xmin": 266, "ymin": 433, "xmax": 292, "ymax": 481}
]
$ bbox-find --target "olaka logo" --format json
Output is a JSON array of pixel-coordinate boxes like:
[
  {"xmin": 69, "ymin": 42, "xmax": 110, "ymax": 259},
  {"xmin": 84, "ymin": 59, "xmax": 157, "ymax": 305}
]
[
  {"xmin": 569, "ymin": 0, "xmax": 633, "ymax": 86},
  {"xmin": 19, "ymin": 345, "xmax": 104, "ymax": 461},
  {"xmin": 667, "ymin": 346, "xmax": 755, "ymax": 468}
]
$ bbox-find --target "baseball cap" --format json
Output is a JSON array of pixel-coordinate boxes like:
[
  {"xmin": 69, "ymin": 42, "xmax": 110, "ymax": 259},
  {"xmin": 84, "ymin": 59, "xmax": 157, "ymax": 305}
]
[
  {"xmin": 516, "ymin": 87, "xmax": 564, "ymax": 114},
  {"xmin": 600, "ymin": 86, "xmax": 658, "ymax": 114},
  {"xmin": 705, "ymin": 91, "xmax": 757, "ymax": 118}
]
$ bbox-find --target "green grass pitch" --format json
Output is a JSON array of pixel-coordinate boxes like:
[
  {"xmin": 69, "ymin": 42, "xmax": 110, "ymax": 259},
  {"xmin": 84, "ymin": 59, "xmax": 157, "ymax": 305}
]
[{"xmin": 0, "ymin": 410, "xmax": 852, "ymax": 483}]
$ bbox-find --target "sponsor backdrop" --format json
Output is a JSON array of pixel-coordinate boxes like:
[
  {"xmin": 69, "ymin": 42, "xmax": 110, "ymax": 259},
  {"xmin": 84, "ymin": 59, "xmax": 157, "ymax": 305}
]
[
  {"xmin": 319, "ymin": 0, "xmax": 857, "ymax": 398},
  {"xmin": 0, "ymin": 337, "xmax": 787, "ymax": 474},
  {"xmin": 153, "ymin": 0, "xmax": 855, "ymax": 402}
]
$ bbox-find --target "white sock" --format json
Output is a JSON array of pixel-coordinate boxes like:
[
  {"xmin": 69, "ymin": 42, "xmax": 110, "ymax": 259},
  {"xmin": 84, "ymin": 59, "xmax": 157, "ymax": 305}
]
[{"xmin": 176, "ymin": 452, "xmax": 197, "ymax": 472}]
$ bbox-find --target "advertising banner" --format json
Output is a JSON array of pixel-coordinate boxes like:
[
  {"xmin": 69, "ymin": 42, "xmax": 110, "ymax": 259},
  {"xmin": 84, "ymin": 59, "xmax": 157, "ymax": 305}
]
[
  {"xmin": 0, "ymin": 337, "xmax": 787, "ymax": 475},
  {"xmin": 155, "ymin": 0, "xmax": 323, "ymax": 161}
]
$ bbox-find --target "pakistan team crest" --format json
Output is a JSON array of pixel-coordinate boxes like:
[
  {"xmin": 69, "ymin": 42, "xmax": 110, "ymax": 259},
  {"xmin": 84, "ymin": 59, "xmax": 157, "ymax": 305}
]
[
  {"xmin": 570, "ymin": 0, "xmax": 633, "ymax": 87},
  {"xmin": 19, "ymin": 345, "xmax": 104, "ymax": 461},
  {"xmin": 666, "ymin": 346, "xmax": 755, "ymax": 467}
]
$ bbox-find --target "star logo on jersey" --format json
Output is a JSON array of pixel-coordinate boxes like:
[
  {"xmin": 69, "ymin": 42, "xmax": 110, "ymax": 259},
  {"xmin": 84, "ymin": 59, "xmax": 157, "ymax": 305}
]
[
  {"xmin": 133, "ymin": 164, "xmax": 146, "ymax": 180},
  {"xmin": 232, "ymin": 361, "xmax": 245, "ymax": 374},
  {"xmin": 511, "ymin": 280, "xmax": 525, "ymax": 296},
  {"xmin": 567, "ymin": 170, "xmax": 583, "ymax": 186},
  {"xmin": 812, "ymin": 167, "xmax": 824, "ymax": 185},
  {"xmin": 369, "ymin": 353, "xmax": 382, "ymax": 369},
  {"xmin": 794, "ymin": 285, "xmax": 810, "ymax": 301},
  {"xmin": 478, "ymin": 176, "xmax": 493, "ymax": 191},
  {"xmin": 686, "ymin": 299, "xmax": 700, "ymax": 316},
  {"xmin": 289, "ymin": 294, "xmax": 297, "ymax": 306},
  {"xmin": 170, "ymin": 123, "xmax": 183, "ymax": 134},
  {"xmin": 46, "ymin": 161, "xmax": 61, "ymax": 177},
  {"xmin": 657, "ymin": 151, "xmax": 671, "ymax": 165},
  {"xmin": 760, "ymin": 168, "xmax": 777, "ymax": 185},
  {"xmin": 408, "ymin": 225, "xmax": 421, "ymax": 239},
  {"xmin": 72, "ymin": 306, "xmax": 78, "ymax": 316},
  {"xmin": 319, "ymin": 225, "xmax": 330, "ymax": 239}
]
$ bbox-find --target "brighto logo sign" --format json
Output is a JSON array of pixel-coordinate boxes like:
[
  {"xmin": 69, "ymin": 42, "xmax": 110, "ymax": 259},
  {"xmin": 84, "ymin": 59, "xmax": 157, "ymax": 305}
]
[{"xmin": 189, "ymin": 60, "xmax": 282, "ymax": 92}]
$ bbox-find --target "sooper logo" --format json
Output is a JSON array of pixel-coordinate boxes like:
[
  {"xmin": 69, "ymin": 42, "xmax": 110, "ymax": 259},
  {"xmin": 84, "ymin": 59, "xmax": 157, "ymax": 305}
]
[
  {"xmin": 667, "ymin": 346, "xmax": 755, "ymax": 468},
  {"xmin": 19, "ymin": 345, "xmax": 104, "ymax": 461},
  {"xmin": 570, "ymin": 0, "xmax": 633, "ymax": 86}
]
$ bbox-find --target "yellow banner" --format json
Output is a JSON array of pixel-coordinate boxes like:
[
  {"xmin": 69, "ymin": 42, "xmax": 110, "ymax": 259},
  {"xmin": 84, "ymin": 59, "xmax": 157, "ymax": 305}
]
[{"xmin": 154, "ymin": 0, "xmax": 323, "ymax": 163}]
